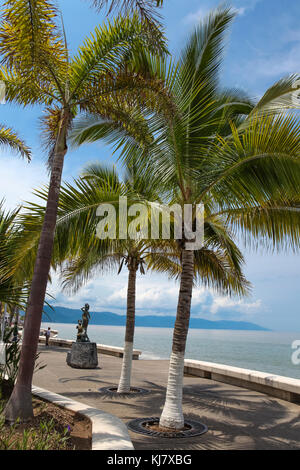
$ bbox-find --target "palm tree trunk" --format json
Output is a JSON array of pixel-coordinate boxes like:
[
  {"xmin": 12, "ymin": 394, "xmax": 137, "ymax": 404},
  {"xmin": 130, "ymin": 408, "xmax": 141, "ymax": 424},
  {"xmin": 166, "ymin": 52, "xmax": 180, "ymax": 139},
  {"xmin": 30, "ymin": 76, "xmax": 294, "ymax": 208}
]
[
  {"xmin": 15, "ymin": 307, "xmax": 19, "ymax": 326},
  {"xmin": 117, "ymin": 262, "xmax": 137, "ymax": 393},
  {"xmin": 159, "ymin": 248, "xmax": 194, "ymax": 430},
  {"xmin": 4, "ymin": 128, "xmax": 68, "ymax": 422},
  {"xmin": 9, "ymin": 305, "xmax": 16, "ymax": 326}
]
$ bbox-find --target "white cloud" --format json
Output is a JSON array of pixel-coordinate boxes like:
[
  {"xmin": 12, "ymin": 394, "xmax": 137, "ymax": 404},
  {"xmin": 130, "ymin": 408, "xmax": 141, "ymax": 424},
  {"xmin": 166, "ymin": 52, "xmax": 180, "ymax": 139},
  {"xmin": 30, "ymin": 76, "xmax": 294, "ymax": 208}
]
[
  {"xmin": 93, "ymin": 275, "xmax": 211, "ymax": 313},
  {"xmin": 245, "ymin": 44, "xmax": 299, "ymax": 78},
  {"xmin": 183, "ymin": 7, "xmax": 210, "ymax": 25},
  {"xmin": 235, "ymin": 7, "xmax": 246, "ymax": 16},
  {"xmin": 233, "ymin": 11, "xmax": 300, "ymax": 84},
  {"xmin": 0, "ymin": 151, "xmax": 48, "ymax": 210},
  {"xmin": 210, "ymin": 296, "xmax": 262, "ymax": 315},
  {"xmin": 47, "ymin": 268, "xmax": 262, "ymax": 321},
  {"xmin": 183, "ymin": 1, "xmax": 260, "ymax": 25}
]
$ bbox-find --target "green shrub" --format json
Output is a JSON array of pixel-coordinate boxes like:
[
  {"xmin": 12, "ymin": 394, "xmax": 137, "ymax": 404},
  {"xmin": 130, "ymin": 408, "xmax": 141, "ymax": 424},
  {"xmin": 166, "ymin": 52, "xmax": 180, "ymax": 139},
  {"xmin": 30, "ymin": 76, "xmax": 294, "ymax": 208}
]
[
  {"xmin": 0, "ymin": 401, "xmax": 71, "ymax": 450},
  {"xmin": 0, "ymin": 326, "xmax": 46, "ymax": 398}
]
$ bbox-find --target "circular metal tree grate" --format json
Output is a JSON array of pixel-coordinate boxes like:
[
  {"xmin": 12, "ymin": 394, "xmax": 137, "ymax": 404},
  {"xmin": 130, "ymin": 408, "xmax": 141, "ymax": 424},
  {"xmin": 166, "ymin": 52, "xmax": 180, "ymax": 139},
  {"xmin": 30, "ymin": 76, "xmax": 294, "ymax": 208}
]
[
  {"xmin": 127, "ymin": 417, "xmax": 208, "ymax": 438},
  {"xmin": 98, "ymin": 386, "xmax": 150, "ymax": 397}
]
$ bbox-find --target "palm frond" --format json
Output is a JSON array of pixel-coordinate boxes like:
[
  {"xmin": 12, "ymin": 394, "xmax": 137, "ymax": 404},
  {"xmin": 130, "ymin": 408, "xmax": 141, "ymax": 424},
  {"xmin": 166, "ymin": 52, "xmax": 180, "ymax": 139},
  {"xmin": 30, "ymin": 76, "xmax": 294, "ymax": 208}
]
[
  {"xmin": 89, "ymin": 0, "xmax": 164, "ymax": 37},
  {"xmin": 249, "ymin": 74, "xmax": 300, "ymax": 116},
  {"xmin": 0, "ymin": 0, "xmax": 67, "ymax": 98},
  {"xmin": 70, "ymin": 12, "xmax": 167, "ymax": 101},
  {"xmin": 0, "ymin": 124, "xmax": 31, "ymax": 160}
]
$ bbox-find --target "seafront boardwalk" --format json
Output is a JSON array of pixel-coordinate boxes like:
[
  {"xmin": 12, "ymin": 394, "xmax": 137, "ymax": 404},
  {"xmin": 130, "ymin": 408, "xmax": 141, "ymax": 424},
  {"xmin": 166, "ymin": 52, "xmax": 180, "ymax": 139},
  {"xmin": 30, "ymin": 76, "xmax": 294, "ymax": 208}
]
[{"xmin": 33, "ymin": 345, "xmax": 300, "ymax": 450}]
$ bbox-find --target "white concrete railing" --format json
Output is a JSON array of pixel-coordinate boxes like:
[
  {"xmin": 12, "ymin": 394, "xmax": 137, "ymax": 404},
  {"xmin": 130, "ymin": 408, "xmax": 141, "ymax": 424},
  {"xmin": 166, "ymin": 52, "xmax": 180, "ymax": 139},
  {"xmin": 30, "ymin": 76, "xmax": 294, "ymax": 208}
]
[
  {"xmin": 38, "ymin": 336, "xmax": 142, "ymax": 359},
  {"xmin": 184, "ymin": 359, "xmax": 300, "ymax": 404},
  {"xmin": 32, "ymin": 385, "xmax": 134, "ymax": 450}
]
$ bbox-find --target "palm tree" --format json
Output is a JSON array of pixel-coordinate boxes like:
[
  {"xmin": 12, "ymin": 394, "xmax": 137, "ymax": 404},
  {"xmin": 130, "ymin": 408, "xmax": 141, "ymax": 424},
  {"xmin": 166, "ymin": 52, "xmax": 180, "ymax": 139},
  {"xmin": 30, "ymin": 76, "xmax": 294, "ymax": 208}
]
[
  {"xmin": 23, "ymin": 163, "xmax": 167, "ymax": 394},
  {"xmin": 71, "ymin": 6, "xmax": 300, "ymax": 430},
  {"xmin": 59, "ymin": 164, "xmax": 152, "ymax": 394},
  {"xmin": 23, "ymin": 161, "xmax": 248, "ymax": 396},
  {"xmin": 63, "ymin": 238, "xmax": 149, "ymax": 394},
  {"xmin": 0, "ymin": 0, "xmax": 170, "ymax": 422}
]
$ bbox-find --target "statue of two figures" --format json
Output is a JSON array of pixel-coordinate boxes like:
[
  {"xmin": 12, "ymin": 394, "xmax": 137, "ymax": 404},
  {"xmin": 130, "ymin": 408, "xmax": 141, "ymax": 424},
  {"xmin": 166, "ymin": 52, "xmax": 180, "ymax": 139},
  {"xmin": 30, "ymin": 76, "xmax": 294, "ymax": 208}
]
[
  {"xmin": 76, "ymin": 303, "xmax": 91, "ymax": 343},
  {"xmin": 67, "ymin": 303, "xmax": 98, "ymax": 369}
]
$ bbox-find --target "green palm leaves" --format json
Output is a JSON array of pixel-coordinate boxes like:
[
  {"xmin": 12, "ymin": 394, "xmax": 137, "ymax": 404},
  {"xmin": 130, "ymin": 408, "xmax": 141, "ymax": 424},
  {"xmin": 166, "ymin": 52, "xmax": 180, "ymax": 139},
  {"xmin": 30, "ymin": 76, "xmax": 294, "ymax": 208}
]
[
  {"xmin": 1, "ymin": 1, "xmax": 300, "ymax": 426},
  {"xmin": 0, "ymin": 0, "xmax": 172, "ymax": 422},
  {"xmin": 68, "ymin": 5, "xmax": 300, "ymax": 430},
  {"xmin": 0, "ymin": 123, "xmax": 30, "ymax": 306},
  {"xmin": 0, "ymin": 204, "xmax": 29, "ymax": 307},
  {"xmin": 90, "ymin": 0, "xmax": 165, "ymax": 39},
  {"xmin": 0, "ymin": 125, "xmax": 31, "ymax": 160},
  {"xmin": 0, "ymin": 1, "xmax": 168, "ymax": 120}
]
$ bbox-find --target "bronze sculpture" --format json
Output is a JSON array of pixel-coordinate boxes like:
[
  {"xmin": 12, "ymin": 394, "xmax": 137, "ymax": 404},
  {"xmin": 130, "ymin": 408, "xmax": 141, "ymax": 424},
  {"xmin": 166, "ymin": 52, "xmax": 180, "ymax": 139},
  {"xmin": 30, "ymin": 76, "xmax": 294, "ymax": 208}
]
[
  {"xmin": 75, "ymin": 304, "xmax": 91, "ymax": 342},
  {"xmin": 76, "ymin": 320, "xmax": 84, "ymax": 342},
  {"xmin": 67, "ymin": 303, "xmax": 98, "ymax": 369}
]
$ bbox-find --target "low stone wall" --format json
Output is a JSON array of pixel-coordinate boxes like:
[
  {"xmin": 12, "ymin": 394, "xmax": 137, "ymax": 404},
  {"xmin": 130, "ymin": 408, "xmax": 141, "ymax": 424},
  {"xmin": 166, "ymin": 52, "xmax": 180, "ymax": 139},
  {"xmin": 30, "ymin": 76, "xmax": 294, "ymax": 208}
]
[
  {"xmin": 184, "ymin": 359, "xmax": 300, "ymax": 404},
  {"xmin": 32, "ymin": 385, "xmax": 134, "ymax": 450},
  {"xmin": 38, "ymin": 336, "xmax": 142, "ymax": 360}
]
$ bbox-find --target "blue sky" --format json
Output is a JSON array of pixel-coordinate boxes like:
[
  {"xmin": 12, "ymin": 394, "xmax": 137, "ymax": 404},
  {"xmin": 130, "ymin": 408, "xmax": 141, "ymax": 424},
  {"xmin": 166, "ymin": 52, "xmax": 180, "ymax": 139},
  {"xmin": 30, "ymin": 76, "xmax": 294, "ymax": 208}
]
[{"xmin": 0, "ymin": 0, "xmax": 299, "ymax": 331}]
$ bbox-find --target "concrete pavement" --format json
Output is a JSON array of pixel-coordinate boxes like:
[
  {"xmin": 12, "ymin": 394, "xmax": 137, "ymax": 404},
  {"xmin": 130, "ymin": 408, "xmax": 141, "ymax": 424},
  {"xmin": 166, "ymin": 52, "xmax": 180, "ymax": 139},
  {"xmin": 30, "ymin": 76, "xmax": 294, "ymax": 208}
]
[{"xmin": 33, "ymin": 345, "xmax": 300, "ymax": 450}]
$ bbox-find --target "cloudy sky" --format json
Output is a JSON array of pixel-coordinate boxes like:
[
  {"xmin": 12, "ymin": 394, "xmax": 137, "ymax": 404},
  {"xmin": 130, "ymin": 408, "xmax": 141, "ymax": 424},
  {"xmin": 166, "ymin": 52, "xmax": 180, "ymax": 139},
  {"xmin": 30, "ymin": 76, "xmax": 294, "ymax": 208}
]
[{"xmin": 0, "ymin": 0, "xmax": 299, "ymax": 331}]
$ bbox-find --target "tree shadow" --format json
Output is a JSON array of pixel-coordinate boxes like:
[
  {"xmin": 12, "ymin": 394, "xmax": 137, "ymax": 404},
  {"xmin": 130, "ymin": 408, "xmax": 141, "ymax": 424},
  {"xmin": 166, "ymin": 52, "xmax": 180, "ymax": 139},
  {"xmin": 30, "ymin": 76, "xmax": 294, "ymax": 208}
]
[{"xmin": 34, "ymin": 352, "xmax": 300, "ymax": 450}]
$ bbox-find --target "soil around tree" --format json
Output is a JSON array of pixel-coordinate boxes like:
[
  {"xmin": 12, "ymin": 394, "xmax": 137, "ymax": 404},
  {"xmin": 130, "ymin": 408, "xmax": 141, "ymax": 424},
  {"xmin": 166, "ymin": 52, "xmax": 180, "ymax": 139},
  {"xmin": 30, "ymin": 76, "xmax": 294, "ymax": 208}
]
[
  {"xmin": 98, "ymin": 386, "xmax": 149, "ymax": 396},
  {"xmin": 1, "ymin": 384, "xmax": 92, "ymax": 450},
  {"xmin": 127, "ymin": 417, "xmax": 208, "ymax": 438}
]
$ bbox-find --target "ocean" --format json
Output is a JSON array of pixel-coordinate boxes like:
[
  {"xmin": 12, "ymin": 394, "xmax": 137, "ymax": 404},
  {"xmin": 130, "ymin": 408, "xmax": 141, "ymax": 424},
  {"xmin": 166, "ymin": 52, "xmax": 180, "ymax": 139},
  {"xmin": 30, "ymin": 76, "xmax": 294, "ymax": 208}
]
[{"xmin": 41, "ymin": 323, "xmax": 300, "ymax": 380}]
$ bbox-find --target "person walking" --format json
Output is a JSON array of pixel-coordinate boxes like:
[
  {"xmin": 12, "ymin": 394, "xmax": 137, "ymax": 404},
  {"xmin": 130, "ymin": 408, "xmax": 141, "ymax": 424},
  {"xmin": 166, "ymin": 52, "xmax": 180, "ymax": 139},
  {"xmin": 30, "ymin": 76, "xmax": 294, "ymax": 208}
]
[{"xmin": 45, "ymin": 327, "xmax": 51, "ymax": 347}]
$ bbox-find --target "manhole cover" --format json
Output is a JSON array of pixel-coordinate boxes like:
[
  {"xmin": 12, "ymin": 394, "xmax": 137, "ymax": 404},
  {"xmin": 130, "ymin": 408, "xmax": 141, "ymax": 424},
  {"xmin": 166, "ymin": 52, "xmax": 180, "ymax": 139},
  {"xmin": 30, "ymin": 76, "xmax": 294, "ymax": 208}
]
[
  {"xmin": 98, "ymin": 386, "xmax": 150, "ymax": 396},
  {"xmin": 127, "ymin": 417, "xmax": 208, "ymax": 438}
]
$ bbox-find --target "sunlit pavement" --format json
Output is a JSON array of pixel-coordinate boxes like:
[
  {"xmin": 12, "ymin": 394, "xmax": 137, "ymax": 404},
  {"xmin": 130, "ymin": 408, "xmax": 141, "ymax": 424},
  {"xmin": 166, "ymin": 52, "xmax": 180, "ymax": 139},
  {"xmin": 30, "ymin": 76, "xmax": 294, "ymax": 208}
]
[{"xmin": 33, "ymin": 345, "xmax": 300, "ymax": 450}]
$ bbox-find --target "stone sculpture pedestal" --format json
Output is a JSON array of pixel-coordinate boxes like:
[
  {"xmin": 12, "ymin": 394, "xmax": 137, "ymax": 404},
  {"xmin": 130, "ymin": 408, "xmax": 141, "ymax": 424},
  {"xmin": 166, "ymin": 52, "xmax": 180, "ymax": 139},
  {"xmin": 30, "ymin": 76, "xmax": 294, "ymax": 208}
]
[{"xmin": 66, "ymin": 342, "xmax": 98, "ymax": 369}]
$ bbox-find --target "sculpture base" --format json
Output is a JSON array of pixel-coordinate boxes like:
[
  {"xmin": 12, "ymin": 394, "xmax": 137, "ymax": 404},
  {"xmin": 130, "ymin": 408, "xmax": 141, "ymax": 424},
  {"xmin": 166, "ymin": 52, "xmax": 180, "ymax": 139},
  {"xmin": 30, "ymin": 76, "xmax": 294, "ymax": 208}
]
[{"xmin": 66, "ymin": 342, "xmax": 98, "ymax": 369}]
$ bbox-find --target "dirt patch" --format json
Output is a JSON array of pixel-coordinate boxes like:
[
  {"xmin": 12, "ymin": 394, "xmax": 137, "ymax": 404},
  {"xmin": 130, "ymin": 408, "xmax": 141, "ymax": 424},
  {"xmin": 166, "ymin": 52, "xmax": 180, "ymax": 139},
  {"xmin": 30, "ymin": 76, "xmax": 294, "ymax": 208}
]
[
  {"xmin": 145, "ymin": 422, "xmax": 191, "ymax": 433},
  {"xmin": 0, "ymin": 395, "xmax": 92, "ymax": 450}
]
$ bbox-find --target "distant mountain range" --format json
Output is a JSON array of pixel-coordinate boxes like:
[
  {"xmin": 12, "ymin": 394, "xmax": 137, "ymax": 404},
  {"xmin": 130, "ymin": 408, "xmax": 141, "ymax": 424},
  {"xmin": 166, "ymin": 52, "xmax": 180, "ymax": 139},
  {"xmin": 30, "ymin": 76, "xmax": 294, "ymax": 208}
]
[{"xmin": 42, "ymin": 305, "xmax": 269, "ymax": 331}]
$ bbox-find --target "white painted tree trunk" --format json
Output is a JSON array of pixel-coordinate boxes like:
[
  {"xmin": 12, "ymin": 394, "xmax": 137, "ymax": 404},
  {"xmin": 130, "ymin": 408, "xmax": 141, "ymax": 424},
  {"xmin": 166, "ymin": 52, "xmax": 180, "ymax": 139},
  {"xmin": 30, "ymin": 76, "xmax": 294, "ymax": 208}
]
[
  {"xmin": 117, "ymin": 341, "xmax": 133, "ymax": 393},
  {"xmin": 159, "ymin": 350, "xmax": 185, "ymax": 429}
]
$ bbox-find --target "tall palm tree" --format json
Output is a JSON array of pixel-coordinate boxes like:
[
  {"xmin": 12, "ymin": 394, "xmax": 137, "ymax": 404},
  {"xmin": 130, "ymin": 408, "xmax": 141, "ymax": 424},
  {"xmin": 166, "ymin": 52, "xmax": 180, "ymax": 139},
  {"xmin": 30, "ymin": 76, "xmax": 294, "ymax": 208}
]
[
  {"xmin": 71, "ymin": 7, "xmax": 300, "ymax": 430},
  {"xmin": 59, "ymin": 164, "xmax": 153, "ymax": 394},
  {"xmin": 19, "ymin": 157, "xmax": 248, "ymax": 393},
  {"xmin": 63, "ymin": 238, "xmax": 149, "ymax": 394},
  {"xmin": 0, "ymin": 0, "xmax": 170, "ymax": 422},
  {"xmin": 20, "ymin": 159, "xmax": 249, "ymax": 396},
  {"xmin": 23, "ymin": 163, "xmax": 168, "ymax": 394}
]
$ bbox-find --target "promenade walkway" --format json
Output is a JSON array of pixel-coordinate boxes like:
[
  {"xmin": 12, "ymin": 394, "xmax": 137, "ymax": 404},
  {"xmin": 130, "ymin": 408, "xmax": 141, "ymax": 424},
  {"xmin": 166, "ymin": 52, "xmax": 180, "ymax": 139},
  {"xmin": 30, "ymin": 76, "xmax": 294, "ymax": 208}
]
[{"xmin": 33, "ymin": 345, "xmax": 300, "ymax": 450}]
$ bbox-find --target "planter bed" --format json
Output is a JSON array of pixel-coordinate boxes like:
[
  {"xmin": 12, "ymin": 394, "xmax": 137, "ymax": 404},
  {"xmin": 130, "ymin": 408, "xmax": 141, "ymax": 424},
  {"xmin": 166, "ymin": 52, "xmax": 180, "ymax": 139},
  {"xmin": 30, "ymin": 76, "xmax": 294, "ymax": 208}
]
[{"xmin": 0, "ymin": 382, "xmax": 92, "ymax": 450}]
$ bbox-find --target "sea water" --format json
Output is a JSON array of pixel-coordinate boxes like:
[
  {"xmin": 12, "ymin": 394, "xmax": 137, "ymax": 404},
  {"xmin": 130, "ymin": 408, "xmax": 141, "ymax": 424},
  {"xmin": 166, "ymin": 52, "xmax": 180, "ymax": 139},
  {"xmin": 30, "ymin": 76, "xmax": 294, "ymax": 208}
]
[{"xmin": 41, "ymin": 323, "xmax": 300, "ymax": 379}]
